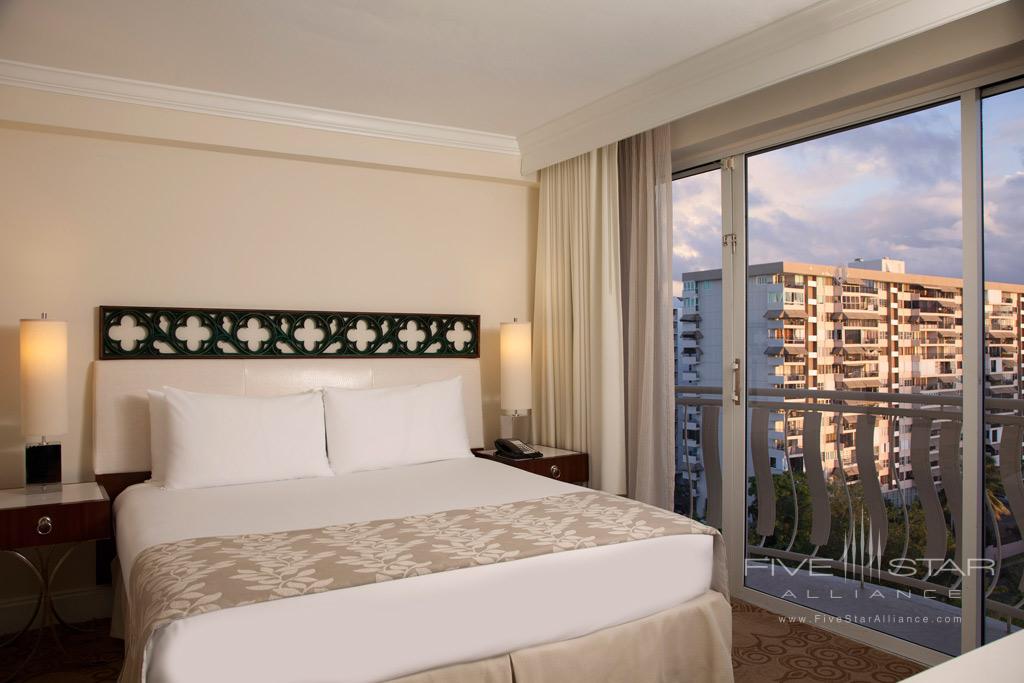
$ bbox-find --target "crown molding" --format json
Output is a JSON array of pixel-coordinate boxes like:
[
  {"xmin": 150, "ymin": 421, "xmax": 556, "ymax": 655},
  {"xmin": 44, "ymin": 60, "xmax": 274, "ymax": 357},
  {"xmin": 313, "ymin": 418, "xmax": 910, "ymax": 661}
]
[
  {"xmin": 0, "ymin": 59, "xmax": 520, "ymax": 156},
  {"xmin": 518, "ymin": 0, "xmax": 1008, "ymax": 173}
]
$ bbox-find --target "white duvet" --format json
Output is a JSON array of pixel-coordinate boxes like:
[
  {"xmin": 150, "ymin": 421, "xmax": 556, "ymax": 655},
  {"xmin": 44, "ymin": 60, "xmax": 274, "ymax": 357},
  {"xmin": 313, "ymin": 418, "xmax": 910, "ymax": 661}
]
[{"xmin": 115, "ymin": 457, "xmax": 713, "ymax": 683}]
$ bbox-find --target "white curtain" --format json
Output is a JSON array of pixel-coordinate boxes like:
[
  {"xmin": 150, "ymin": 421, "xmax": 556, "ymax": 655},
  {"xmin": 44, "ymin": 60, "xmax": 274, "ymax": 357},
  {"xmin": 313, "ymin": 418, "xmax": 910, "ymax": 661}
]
[
  {"xmin": 532, "ymin": 145, "xmax": 627, "ymax": 494},
  {"xmin": 619, "ymin": 125, "xmax": 675, "ymax": 509}
]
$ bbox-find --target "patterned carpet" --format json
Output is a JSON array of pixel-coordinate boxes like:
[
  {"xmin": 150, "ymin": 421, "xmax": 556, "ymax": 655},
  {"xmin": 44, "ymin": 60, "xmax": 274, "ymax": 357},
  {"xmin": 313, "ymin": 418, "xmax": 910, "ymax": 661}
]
[
  {"xmin": 0, "ymin": 603, "xmax": 928, "ymax": 682},
  {"xmin": 0, "ymin": 620, "xmax": 122, "ymax": 682},
  {"xmin": 732, "ymin": 601, "xmax": 926, "ymax": 682}
]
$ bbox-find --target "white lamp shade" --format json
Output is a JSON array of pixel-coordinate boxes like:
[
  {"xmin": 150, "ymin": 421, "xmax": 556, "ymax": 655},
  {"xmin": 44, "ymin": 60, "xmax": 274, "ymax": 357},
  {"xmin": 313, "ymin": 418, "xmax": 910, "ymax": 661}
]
[
  {"xmin": 20, "ymin": 319, "xmax": 68, "ymax": 439},
  {"xmin": 500, "ymin": 321, "xmax": 532, "ymax": 414}
]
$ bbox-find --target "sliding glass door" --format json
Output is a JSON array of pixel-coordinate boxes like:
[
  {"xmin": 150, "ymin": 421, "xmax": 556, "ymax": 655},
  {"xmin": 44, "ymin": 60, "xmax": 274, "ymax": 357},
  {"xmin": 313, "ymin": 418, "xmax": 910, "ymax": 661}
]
[
  {"xmin": 672, "ymin": 167, "xmax": 723, "ymax": 524},
  {"xmin": 981, "ymin": 81, "xmax": 1024, "ymax": 645},
  {"xmin": 742, "ymin": 101, "xmax": 966, "ymax": 656},
  {"xmin": 672, "ymin": 74, "xmax": 1024, "ymax": 661}
]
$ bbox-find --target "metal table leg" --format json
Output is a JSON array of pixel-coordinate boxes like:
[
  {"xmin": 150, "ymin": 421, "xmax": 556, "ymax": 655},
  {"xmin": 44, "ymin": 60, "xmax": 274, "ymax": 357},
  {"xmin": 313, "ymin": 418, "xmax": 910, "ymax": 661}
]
[
  {"xmin": 0, "ymin": 543, "xmax": 89, "ymax": 682},
  {"xmin": 0, "ymin": 550, "xmax": 45, "ymax": 683},
  {"xmin": 0, "ymin": 551, "xmax": 44, "ymax": 648},
  {"xmin": 42, "ymin": 544, "xmax": 92, "ymax": 632}
]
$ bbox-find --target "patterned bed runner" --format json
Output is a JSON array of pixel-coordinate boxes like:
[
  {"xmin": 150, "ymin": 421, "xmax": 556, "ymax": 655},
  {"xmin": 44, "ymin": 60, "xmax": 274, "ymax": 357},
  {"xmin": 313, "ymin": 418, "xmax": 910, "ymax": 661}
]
[{"xmin": 120, "ymin": 490, "xmax": 727, "ymax": 682}]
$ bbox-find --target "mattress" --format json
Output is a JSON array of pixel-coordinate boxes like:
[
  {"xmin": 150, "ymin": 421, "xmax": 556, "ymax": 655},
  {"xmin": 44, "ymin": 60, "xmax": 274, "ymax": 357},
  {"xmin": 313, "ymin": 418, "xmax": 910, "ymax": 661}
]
[{"xmin": 115, "ymin": 457, "xmax": 714, "ymax": 683}]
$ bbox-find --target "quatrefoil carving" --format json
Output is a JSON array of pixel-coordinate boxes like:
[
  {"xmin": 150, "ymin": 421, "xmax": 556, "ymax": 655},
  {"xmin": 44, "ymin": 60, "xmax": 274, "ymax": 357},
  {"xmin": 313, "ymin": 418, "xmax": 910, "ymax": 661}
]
[
  {"xmin": 108, "ymin": 314, "xmax": 148, "ymax": 351},
  {"xmin": 398, "ymin": 320, "xmax": 427, "ymax": 352},
  {"xmin": 237, "ymin": 318, "xmax": 271, "ymax": 352},
  {"xmin": 446, "ymin": 321, "xmax": 472, "ymax": 351},
  {"xmin": 174, "ymin": 316, "xmax": 212, "ymax": 351},
  {"xmin": 101, "ymin": 307, "xmax": 478, "ymax": 359},
  {"xmin": 294, "ymin": 318, "xmax": 326, "ymax": 352},
  {"xmin": 346, "ymin": 319, "xmax": 377, "ymax": 352}
]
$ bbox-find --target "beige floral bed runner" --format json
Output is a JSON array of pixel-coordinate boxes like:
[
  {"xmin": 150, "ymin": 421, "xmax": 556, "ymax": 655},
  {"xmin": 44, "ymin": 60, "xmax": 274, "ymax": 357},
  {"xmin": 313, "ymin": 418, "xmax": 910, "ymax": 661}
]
[{"xmin": 121, "ymin": 490, "xmax": 727, "ymax": 683}]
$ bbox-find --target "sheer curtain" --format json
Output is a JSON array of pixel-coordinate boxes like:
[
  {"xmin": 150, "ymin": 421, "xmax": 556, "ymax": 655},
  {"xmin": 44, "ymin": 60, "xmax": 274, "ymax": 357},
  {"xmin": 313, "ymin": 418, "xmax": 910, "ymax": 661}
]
[
  {"xmin": 532, "ymin": 145, "xmax": 627, "ymax": 494},
  {"xmin": 618, "ymin": 125, "xmax": 675, "ymax": 509},
  {"xmin": 532, "ymin": 125, "xmax": 674, "ymax": 507}
]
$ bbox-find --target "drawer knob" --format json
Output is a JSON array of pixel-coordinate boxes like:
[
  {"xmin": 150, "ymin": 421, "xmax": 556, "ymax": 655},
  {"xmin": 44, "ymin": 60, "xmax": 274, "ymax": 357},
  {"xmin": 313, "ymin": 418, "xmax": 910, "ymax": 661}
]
[
  {"xmin": 550, "ymin": 465, "xmax": 562, "ymax": 479},
  {"xmin": 37, "ymin": 516, "xmax": 53, "ymax": 536}
]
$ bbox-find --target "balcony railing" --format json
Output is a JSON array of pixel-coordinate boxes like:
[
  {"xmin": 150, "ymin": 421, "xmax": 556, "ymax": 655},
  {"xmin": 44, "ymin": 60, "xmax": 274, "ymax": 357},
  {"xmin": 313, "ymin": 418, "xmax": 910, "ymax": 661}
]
[{"xmin": 675, "ymin": 384, "xmax": 1024, "ymax": 633}]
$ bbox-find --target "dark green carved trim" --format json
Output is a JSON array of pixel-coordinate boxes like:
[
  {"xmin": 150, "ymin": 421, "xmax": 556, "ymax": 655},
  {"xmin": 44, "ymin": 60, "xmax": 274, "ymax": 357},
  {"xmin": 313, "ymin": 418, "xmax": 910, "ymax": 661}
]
[{"xmin": 99, "ymin": 306, "xmax": 480, "ymax": 359}]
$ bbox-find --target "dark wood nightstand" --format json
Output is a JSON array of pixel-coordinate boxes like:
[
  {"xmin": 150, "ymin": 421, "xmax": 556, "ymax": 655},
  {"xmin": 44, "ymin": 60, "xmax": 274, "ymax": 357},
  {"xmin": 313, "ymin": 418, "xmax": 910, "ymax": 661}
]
[
  {"xmin": 0, "ymin": 482, "xmax": 111, "ymax": 677},
  {"xmin": 473, "ymin": 446, "xmax": 589, "ymax": 486}
]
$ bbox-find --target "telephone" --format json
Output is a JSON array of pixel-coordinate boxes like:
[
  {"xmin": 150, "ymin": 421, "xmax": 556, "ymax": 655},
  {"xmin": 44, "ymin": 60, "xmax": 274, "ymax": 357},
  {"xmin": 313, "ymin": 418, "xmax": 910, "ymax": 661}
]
[{"xmin": 494, "ymin": 438, "xmax": 541, "ymax": 459}]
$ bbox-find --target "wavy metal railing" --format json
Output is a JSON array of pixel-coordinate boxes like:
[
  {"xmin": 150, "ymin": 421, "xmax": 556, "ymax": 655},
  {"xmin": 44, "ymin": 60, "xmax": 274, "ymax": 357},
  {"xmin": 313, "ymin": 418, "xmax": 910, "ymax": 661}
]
[{"xmin": 676, "ymin": 385, "xmax": 1024, "ymax": 626}]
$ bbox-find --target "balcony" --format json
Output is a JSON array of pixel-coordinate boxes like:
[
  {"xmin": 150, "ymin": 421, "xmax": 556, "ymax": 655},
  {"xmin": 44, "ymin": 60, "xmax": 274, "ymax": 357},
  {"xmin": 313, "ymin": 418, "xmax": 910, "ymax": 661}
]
[
  {"xmin": 676, "ymin": 384, "xmax": 1024, "ymax": 653},
  {"xmin": 829, "ymin": 308, "xmax": 883, "ymax": 321},
  {"xmin": 838, "ymin": 376, "xmax": 882, "ymax": 389},
  {"xmin": 912, "ymin": 287, "xmax": 958, "ymax": 301},
  {"xmin": 920, "ymin": 350, "xmax": 959, "ymax": 361},
  {"xmin": 765, "ymin": 336, "xmax": 806, "ymax": 356},
  {"xmin": 764, "ymin": 308, "xmax": 807, "ymax": 321}
]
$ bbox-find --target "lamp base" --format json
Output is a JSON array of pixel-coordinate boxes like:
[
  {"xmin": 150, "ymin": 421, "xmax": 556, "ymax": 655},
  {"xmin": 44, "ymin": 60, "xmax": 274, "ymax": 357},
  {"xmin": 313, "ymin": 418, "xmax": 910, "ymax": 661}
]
[{"xmin": 25, "ymin": 442, "xmax": 62, "ymax": 494}]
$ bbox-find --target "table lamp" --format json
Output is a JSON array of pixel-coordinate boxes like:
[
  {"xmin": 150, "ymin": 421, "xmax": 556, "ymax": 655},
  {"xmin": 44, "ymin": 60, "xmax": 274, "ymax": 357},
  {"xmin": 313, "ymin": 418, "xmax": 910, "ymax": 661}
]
[
  {"xmin": 20, "ymin": 314, "xmax": 68, "ymax": 493},
  {"xmin": 500, "ymin": 319, "xmax": 532, "ymax": 439}
]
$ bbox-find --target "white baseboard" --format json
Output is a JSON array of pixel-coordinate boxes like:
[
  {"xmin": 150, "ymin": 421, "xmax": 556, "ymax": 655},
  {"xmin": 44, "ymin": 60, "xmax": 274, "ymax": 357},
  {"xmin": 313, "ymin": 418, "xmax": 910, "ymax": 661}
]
[{"xmin": 0, "ymin": 585, "xmax": 113, "ymax": 636}]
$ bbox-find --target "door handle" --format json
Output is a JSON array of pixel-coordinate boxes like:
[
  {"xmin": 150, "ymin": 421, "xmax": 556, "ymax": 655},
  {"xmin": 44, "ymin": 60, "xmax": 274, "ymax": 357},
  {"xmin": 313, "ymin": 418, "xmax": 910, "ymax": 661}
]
[{"xmin": 731, "ymin": 358, "xmax": 741, "ymax": 405}]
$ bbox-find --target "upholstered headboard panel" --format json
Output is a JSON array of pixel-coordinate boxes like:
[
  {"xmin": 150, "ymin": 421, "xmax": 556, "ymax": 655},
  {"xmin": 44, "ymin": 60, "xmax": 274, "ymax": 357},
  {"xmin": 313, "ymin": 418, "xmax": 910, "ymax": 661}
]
[{"xmin": 92, "ymin": 358, "xmax": 484, "ymax": 475}]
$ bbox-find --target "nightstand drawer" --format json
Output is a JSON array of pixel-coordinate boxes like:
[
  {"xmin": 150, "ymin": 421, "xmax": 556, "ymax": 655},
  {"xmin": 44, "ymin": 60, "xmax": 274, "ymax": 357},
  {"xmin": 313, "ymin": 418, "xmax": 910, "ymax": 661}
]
[
  {"xmin": 514, "ymin": 454, "xmax": 589, "ymax": 483},
  {"xmin": 473, "ymin": 447, "xmax": 590, "ymax": 485},
  {"xmin": 0, "ymin": 500, "xmax": 111, "ymax": 550}
]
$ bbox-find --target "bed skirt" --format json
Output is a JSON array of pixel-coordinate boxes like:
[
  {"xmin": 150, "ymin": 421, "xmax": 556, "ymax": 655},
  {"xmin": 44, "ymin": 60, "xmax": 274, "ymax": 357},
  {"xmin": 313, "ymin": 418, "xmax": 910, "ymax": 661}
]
[
  {"xmin": 111, "ymin": 564, "xmax": 731, "ymax": 683},
  {"xmin": 112, "ymin": 573, "xmax": 731, "ymax": 682},
  {"xmin": 390, "ymin": 590, "xmax": 733, "ymax": 683}
]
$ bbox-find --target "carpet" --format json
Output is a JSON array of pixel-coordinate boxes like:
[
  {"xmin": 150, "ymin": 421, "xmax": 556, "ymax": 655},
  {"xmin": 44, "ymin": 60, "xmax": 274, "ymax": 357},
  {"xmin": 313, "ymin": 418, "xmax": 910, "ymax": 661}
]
[
  {"xmin": 732, "ymin": 601, "xmax": 927, "ymax": 682},
  {"xmin": 0, "ymin": 603, "xmax": 928, "ymax": 682}
]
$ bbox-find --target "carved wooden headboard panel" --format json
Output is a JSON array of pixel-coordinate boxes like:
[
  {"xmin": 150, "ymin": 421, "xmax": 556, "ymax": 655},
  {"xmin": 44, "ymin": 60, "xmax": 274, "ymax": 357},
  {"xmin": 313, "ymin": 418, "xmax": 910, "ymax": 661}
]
[{"xmin": 100, "ymin": 306, "xmax": 480, "ymax": 359}]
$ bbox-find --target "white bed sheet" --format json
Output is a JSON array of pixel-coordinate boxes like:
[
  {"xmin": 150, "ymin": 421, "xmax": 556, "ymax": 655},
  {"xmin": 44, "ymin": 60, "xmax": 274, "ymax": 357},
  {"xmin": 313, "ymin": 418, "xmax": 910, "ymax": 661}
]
[{"xmin": 115, "ymin": 458, "xmax": 714, "ymax": 683}]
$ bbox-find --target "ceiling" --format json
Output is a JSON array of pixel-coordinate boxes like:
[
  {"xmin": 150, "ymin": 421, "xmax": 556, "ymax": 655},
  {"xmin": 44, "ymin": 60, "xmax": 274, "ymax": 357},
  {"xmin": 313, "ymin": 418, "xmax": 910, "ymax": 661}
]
[{"xmin": 0, "ymin": 0, "xmax": 820, "ymax": 137}]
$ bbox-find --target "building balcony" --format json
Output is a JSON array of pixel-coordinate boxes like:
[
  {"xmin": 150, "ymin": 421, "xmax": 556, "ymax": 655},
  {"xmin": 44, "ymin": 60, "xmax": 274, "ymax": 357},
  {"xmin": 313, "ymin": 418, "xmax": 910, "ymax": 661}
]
[
  {"xmin": 829, "ymin": 309, "xmax": 884, "ymax": 321},
  {"xmin": 765, "ymin": 340, "xmax": 806, "ymax": 356},
  {"xmin": 839, "ymin": 376, "xmax": 882, "ymax": 390},
  {"xmin": 763, "ymin": 308, "xmax": 807, "ymax": 320}
]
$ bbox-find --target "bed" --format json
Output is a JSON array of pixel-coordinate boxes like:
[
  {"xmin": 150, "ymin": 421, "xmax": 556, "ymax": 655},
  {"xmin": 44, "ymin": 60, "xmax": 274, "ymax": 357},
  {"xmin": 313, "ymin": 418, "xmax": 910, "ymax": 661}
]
[{"xmin": 93, "ymin": 357, "xmax": 732, "ymax": 683}]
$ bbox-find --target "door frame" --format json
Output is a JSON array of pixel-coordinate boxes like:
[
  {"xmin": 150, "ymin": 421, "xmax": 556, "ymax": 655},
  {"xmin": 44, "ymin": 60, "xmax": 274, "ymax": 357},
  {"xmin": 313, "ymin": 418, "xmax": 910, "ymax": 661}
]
[{"xmin": 713, "ymin": 84, "xmax": 994, "ymax": 664}]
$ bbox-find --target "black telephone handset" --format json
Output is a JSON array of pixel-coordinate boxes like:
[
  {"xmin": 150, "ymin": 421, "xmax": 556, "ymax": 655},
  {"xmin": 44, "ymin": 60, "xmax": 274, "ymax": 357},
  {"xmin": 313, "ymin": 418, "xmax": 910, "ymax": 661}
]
[{"xmin": 494, "ymin": 438, "xmax": 541, "ymax": 459}]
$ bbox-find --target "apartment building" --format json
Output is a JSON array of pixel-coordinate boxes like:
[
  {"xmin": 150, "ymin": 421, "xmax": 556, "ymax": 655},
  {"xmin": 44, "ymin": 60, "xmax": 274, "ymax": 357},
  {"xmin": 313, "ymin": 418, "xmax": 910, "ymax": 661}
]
[{"xmin": 675, "ymin": 258, "xmax": 1024, "ymax": 517}]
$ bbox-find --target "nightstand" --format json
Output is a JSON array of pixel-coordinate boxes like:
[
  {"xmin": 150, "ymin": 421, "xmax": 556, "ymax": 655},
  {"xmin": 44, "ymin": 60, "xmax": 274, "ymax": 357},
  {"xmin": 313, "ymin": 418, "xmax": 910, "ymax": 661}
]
[
  {"xmin": 473, "ymin": 446, "xmax": 589, "ymax": 486},
  {"xmin": 0, "ymin": 482, "xmax": 111, "ymax": 676}
]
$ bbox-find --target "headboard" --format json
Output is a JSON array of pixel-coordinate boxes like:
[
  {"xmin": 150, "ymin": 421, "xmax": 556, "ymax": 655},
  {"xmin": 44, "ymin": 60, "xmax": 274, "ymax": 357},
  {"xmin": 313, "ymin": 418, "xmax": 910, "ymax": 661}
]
[{"xmin": 92, "ymin": 358, "xmax": 485, "ymax": 477}]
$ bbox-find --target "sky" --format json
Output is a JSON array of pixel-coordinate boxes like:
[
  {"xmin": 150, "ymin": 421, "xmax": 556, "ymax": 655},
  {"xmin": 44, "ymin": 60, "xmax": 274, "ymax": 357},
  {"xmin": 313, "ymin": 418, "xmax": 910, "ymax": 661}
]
[{"xmin": 672, "ymin": 87, "xmax": 1024, "ymax": 291}]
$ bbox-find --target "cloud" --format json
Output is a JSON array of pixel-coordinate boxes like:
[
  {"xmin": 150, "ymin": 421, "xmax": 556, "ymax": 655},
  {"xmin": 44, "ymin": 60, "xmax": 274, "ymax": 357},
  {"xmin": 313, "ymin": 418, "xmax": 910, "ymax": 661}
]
[
  {"xmin": 984, "ymin": 171, "xmax": 1024, "ymax": 283},
  {"xmin": 672, "ymin": 170, "xmax": 722, "ymax": 281},
  {"xmin": 672, "ymin": 95, "xmax": 1022, "ymax": 286},
  {"xmin": 738, "ymin": 103, "xmax": 963, "ymax": 277}
]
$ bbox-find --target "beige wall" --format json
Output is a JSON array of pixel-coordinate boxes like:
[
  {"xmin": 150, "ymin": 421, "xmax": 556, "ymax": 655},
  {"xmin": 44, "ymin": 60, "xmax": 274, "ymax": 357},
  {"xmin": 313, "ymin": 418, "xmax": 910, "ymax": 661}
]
[
  {"xmin": 0, "ymin": 89, "xmax": 537, "ymax": 608},
  {"xmin": 670, "ymin": 2, "xmax": 1024, "ymax": 169}
]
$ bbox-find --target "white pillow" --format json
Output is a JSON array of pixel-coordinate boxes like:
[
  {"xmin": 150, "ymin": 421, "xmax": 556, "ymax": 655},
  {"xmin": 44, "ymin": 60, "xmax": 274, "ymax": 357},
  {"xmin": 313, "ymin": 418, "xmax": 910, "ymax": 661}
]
[
  {"xmin": 147, "ymin": 390, "xmax": 170, "ymax": 485},
  {"xmin": 323, "ymin": 377, "xmax": 471, "ymax": 475},
  {"xmin": 162, "ymin": 386, "xmax": 333, "ymax": 489}
]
